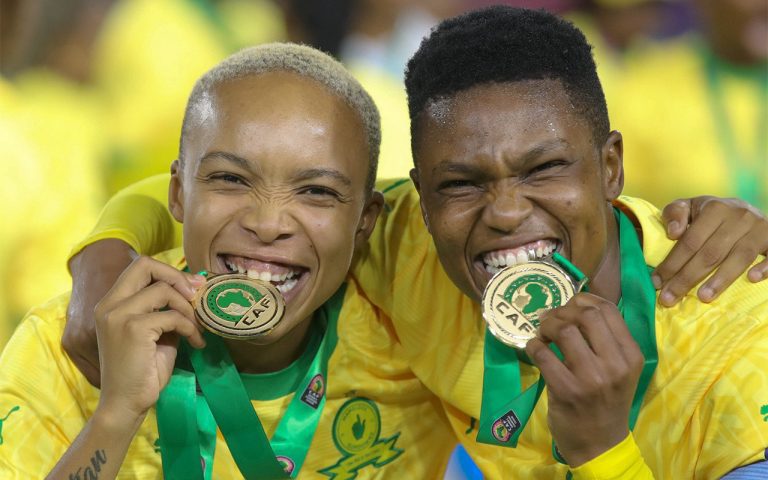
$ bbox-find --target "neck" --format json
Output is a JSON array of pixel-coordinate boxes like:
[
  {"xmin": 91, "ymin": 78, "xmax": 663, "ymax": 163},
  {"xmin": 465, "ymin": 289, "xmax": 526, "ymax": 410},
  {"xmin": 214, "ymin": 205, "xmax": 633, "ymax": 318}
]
[
  {"xmin": 585, "ymin": 208, "xmax": 623, "ymax": 305},
  {"xmin": 224, "ymin": 316, "xmax": 315, "ymax": 374}
]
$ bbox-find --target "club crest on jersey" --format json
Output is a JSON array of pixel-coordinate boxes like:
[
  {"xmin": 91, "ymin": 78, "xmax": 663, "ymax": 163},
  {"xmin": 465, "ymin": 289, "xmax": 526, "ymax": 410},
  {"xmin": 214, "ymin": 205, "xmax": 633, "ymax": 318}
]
[{"xmin": 319, "ymin": 398, "xmax": 403, "ymax": 479}]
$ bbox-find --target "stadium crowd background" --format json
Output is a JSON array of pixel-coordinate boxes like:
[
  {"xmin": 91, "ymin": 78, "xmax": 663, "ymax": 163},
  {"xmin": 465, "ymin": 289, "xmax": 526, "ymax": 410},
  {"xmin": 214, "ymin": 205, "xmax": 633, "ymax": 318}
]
[{"xmin": 1, "ymin": 1, "xmax": 765, "ymax": 477}]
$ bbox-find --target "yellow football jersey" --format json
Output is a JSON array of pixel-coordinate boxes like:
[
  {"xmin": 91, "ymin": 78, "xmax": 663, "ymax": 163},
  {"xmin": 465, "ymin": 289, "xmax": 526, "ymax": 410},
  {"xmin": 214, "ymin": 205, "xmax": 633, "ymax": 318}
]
[
  {"xmin": 0, "ymin": 249, "xmax": 455, "ymax": 479},
  {"xmin": 353, "ymin": 180, "xmax": 768, "ymax": 479},
  {"xmin": 67, "ymin": 176, "xmax": 768, "ymax": 478}
]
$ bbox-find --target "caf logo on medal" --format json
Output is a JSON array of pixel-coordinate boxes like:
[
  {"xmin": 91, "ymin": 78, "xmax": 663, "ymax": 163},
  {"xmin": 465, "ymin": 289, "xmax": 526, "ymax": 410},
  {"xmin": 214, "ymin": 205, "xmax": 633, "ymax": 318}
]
[
  {"xmin": 194, "ymin": 273, "xmax": 285, "ymax": 340},
  {"xmin": 482, "ymin": 262, "xmax": 576, "ymax": 349}
]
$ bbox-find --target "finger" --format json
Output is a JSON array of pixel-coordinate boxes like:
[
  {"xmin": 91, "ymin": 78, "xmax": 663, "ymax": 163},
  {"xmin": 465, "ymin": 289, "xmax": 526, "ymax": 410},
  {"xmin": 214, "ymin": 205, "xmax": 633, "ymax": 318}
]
[
  {"xmin": 652, "ymin": 211, "xmax": 724, "ymax": 298},
  {"xmin": 109, "ymin": 281, "xmax": 198, "ymax": 321},
  {"xmin": 748, "ymin": 257, "xmax": 768, "ymax": 283},
  {"xmin": 592, "ymin": 301, "xmax": 644, "ymax": 374},
  {"xmin": 525, "ymin": 337, "xmax": 576, "ymax": 398},
  {"xmin": 658, "ymin": 215, "xmax": 753, "ymax": 306},
  {"xmin": 567, "ymin": 295, "xmax": 626, "ymax": 361},
  {"xmin": 107, "ymin": 256, "xmax": 206, "ymax": 304},
  {"xmin": 696, "ymin": 244, "xmax": 764, "ymax": 301},
  {"xmin": 537, "ymin": 309, "xmax": 601, "ymax": 378},
  {"xmin": 129, "ymin": 310, "xmax": 206, "ymax": 349},
  {"xmin": 660, "ymin": 198, "xmax": 692, "ymax": 240}
]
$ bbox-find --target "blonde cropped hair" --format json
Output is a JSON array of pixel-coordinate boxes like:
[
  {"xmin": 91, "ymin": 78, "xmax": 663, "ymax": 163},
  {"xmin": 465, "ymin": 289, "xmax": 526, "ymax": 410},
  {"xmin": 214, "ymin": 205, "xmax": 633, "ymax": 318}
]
[{"xmin": 179, "ymin": 43, "xmax": 381, "ymax": 190}]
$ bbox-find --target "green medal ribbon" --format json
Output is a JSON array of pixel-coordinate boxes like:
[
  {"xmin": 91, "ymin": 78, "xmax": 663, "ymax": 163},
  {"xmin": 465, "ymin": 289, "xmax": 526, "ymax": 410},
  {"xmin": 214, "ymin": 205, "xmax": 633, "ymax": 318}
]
[
  {"xmin": 477, "ymin": 209, "xmax": 658, "ymax": 469},
  {"xmin": 702, "ymin": 45, "xmax": 768, "ymax": 209},
  {"xmin": 156, "ymin": 283, "xmax": 346, "ymax": 479}
]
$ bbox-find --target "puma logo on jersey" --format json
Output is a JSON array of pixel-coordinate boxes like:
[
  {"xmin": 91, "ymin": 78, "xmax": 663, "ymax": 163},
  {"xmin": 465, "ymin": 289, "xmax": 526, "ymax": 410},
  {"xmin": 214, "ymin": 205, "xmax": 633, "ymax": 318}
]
[{"xmin": 0, "ymin": 406, "xmax": 20, "ymax": 445}]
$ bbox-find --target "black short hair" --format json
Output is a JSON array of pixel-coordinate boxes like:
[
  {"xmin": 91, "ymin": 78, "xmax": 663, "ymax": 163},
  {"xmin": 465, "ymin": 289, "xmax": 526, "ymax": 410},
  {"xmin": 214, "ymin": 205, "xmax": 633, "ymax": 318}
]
[{"xmin": 405, "ymin": 6, "xmax": 610, "ymax": 159}]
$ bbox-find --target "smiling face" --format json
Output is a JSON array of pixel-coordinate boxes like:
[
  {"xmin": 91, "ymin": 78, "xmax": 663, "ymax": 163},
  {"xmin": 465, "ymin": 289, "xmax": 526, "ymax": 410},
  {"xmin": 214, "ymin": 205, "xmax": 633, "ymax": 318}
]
[
  {"xmin": 169, "ymin": 71, "xmax": 380, "ymax": 345},
  {"xmin": 411, "ymin": 80, "xmax": 624, "ymax": 303}
]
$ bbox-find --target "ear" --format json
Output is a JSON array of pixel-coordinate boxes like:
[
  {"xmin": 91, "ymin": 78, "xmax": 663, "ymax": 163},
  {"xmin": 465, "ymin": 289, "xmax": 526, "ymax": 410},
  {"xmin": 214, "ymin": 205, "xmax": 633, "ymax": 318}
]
[
  {"xmin": 354, "ymin": 190, "xmax": 384, "ymax": 251},
  {"xmin": 168, "ymin": 160, "xmax": 185, "ymax": 223},
  {"xmin": 410, "ymin": 167, "xmax": 433, "ymax": 235},
  {"xmin": 601, "ymin": 131, "xmax": 624, "ymax": 201}
]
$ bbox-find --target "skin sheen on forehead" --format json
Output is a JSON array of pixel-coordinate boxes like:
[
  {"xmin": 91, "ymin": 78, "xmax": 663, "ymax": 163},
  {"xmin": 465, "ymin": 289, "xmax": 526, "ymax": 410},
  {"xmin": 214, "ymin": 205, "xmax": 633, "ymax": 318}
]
[
  {"xmin": 419, "ymin": 81, "xmax": 588, "ymax": 163},
  {"xmin": 424, "ymin": 81, "xmax": 583, "ymax": 131}
]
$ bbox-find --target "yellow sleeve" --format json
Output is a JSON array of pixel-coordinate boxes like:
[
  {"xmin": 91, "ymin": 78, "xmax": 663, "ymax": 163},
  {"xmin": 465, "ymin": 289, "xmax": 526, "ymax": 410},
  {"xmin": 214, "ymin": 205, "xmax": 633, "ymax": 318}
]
[
  {"xmin": 570, "ymin": 434, "xmax": 655, "ymax": 480},
  {"xmin": 67, "ymin": 173, "xmax": 180, "ymax": 262},
  {"xmin": 0, "ymin": 295, "xmax": 95, "ymax": 478}
]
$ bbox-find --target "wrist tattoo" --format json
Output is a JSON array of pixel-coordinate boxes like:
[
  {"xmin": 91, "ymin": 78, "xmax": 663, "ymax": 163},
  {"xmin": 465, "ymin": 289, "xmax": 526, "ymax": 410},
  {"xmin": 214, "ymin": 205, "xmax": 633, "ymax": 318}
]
[{"xmin": 68, "ymin": 449, "xmax": 107, "ymax": 480}]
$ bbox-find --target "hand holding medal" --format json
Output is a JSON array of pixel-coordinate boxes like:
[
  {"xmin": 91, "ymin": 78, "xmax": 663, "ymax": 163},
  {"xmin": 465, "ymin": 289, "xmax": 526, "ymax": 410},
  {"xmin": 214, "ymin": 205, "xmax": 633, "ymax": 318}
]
[
  {"xmin": 193, "ymin": 272, "xmax": 286, "ymax": 340},
  {"xmin": 477, "ymin": 212, "xmax": 656, "ymax": 470},
  {"xmin": 481, "ymin": 252, "xmax": 588, "ymax": 349}
]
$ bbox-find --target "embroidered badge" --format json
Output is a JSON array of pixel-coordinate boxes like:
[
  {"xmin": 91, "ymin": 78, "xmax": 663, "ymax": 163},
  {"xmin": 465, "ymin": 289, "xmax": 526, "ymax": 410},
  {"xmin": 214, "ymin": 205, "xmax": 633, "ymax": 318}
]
[
  {"xmin": 301, "ymin": 374, "xmax": 325, "ymax": 409},
  {"xmin": 491, "ymin": 410, "xmax": 521, "ymax": 443},
  {"xmin": 319, "ymin": 398, "xmax": 403, "ymax": 479}
]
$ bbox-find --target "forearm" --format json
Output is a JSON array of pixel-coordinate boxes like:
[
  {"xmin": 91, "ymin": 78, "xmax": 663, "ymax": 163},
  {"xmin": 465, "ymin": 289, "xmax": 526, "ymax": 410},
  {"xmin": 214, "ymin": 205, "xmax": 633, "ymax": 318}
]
[
  {"xmin": 46, "ymin": 408, "xmax": 145, "ymax": 480},
  {"xmin": 69, "ymin": 239, "xmax": 136, "ymax": 305}
]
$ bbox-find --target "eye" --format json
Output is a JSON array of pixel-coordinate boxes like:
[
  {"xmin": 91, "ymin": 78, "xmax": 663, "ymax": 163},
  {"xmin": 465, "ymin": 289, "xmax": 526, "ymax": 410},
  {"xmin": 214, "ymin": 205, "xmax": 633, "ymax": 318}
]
[
  {"xmin": 436, "ymin": 178, "xmax": 483, "ymax": 198},
  {"xmin": 299, "ymin": 185, "xmax": 341, "ymax": 198},
  {"xmin": 208, "ymin": 173, "xmax": 246, "ymax": 185},
  {"xmin": 437, "ymin": 179, "xmax": 477, "ymax": 191},
  {"xmin": 527, "ymin": 159, "xmax": 568, "ymax": 176}
]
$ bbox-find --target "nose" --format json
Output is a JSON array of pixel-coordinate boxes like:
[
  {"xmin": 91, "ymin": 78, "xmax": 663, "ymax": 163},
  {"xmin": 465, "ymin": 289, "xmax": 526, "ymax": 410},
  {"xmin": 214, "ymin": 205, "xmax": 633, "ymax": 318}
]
[
  {"xmin": 481, "ymin": 182, "xmax": 533, "ymax": 233},
  {"xmin": 238, "ymin": 201, "xmax": 295, "ymax": 244}
]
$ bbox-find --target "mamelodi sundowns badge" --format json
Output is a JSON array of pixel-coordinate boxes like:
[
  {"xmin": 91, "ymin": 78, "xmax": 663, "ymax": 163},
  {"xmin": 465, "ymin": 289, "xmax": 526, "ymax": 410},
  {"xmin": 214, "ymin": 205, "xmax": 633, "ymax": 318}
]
[
  {"xmin": 194, "ymin": 273, "xmax": 285, "ymax": 340},
  {"xmin": 481, "ymin": 257, "xmax": 582, "ymax": 349}
]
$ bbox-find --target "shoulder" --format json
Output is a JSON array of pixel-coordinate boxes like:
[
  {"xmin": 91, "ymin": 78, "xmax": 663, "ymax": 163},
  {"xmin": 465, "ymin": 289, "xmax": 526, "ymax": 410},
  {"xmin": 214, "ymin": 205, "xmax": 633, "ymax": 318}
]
[
  {"xmin": 2, "ymin": 292, "xmax": 71, "ymax": 357},
  {"xmin": 618, "ymin": 194, "xmax": 768, "ymax": 336},
  {"xmin": 151, "ymin": 247, "xmax": 186, "ymax": 267},
  {"xmin": 614, "ymin": 195, "xmax": 674, "ymax": 269}
]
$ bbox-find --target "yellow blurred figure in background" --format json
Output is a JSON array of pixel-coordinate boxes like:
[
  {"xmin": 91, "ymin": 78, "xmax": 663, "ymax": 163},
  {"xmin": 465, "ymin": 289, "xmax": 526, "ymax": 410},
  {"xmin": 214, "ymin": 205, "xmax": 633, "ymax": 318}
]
[
  {"xmin": 94, "ymin": 0, "xmax": 285, "ymax": 193},
  {"xmin": 608, "ymin": 0, "xmax": 768, "ymax": 209},
  {"xmin": 0, "ymin": 0, "xmax": 108, "ymax": 347},
  {"xmin": 0, "ymin": 0, "xmax": 285, "ymax": 348},
  {"xmin": 0, "ymin": 0, "xmax": 425, "ymax": 349}
]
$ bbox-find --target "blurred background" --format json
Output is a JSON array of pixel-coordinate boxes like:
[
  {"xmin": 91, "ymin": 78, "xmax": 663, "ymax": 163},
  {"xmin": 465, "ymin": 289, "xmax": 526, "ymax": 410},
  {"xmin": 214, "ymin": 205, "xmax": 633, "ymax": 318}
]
[{"xmin": 0, "ymin": 1, "xmax": 766, "ymax": 477}]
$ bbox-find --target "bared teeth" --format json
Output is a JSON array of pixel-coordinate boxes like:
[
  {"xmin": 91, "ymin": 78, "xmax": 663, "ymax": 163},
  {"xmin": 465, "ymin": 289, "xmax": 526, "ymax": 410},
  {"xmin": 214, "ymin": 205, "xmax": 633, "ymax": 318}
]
[
  {"xmin": 482, "ymin": 239, "xmax": 558, "ymax": 270},
  {"xmin": 222, "ymin": 255, "xmax": 303, "ymax": 294},
  {"xmin": 245, "ymin": 269, "xmax": 300, "ymax": 284},
  {"xmin": 276, "ymin": 278, "xmax": 298, "ymax": 293}
]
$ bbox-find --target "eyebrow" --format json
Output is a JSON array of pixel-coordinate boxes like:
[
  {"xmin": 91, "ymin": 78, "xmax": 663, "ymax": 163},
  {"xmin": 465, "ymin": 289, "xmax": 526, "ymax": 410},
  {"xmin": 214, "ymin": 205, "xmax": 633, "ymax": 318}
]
[
  {"xmin": 516, "ymin": 139, "xmax": 570, "ymax": 166},
  {"xmin": 431, "ymin": 138, "xmax": 571, "ymax": 175},
  {"xmin": 199, "ymin": 151, "xmax": 252, "ymax": 170},
  {"xmin": 291, "ymin": 168, "xmax": 352, "ymax": 187},
  {"xmin": 431, "ymin": 161, "xmax": 482, "ymax": 177}
]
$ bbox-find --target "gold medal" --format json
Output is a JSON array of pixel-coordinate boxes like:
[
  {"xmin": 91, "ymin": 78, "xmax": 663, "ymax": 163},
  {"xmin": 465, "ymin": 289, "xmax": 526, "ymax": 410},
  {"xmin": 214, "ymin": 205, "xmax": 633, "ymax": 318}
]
[
  {"xmin": 481, "ymin": 258, "xmax": 582, "ymax": 349},
  {"xmin": 193, "ymin": 273, "xmax": 285, "ymax": 340}
]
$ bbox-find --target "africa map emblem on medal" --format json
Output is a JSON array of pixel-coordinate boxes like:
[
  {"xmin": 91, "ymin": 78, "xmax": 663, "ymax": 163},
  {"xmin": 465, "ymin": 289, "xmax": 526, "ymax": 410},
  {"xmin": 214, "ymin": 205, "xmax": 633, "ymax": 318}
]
[
  {"xmin": 194, "ymin": 273, "xmax": 285, "ymax": 340},
  {"xmin": 482, "ymin": 260, "xmax": 577, "ymax": 349}
]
